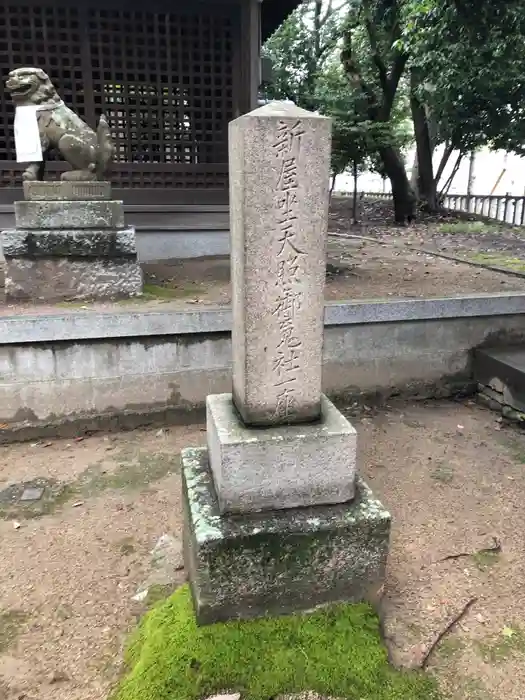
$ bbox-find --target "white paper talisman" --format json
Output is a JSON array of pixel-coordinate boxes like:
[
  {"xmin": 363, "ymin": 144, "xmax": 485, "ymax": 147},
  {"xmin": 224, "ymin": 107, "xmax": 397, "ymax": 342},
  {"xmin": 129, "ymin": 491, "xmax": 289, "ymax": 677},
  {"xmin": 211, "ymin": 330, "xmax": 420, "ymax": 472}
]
[{"xmin": 14, "ymin": 105, "xmax": 43, "ymax": 163}]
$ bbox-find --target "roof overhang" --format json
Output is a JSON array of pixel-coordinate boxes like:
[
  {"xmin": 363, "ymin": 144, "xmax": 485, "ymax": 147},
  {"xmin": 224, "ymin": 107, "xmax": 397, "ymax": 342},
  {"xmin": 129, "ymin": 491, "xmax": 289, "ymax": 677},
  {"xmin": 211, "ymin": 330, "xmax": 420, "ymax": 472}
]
[{"xmin": 261, "ymin": 0, "xmax": 301, "ymax": 41}]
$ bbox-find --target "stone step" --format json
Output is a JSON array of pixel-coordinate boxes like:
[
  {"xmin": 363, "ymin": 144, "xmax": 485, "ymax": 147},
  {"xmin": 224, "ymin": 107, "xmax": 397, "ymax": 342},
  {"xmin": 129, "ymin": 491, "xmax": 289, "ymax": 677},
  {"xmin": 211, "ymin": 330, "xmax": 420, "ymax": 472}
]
[{"xmin": 473, "ymin": 346, "xmax": 525, "ymax": 413}]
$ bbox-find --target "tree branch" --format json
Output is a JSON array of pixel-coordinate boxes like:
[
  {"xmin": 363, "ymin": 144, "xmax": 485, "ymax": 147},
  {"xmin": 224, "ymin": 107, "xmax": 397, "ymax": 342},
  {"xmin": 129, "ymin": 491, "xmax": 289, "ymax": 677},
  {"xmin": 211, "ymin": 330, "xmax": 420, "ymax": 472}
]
[
  {"xmin": 384, "ymin": 10, "xmax": 408, "ymax": 116},
  {"xmin": 362, "ymin": 0, "xmax": 389, "ymax": 98},
  {"xmin": 341, "ymin": 22, "xmax": 379, "ymax": 116},
  {"xmin": 319, "ymin": 0, "xmax": 333, "ymax": 28},
  {"xmin": 434, "ymin": 142, "xmax": 454, "ymax": 186}
]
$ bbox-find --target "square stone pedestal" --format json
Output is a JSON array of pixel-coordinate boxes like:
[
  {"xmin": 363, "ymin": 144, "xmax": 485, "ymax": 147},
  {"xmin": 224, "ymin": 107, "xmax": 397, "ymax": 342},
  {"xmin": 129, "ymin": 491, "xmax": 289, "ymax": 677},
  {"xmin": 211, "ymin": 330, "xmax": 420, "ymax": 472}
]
[
  {"xmin": 182, "ymin": 446, "xmax": 391, "ymax": 625},
  {"xmin": 207, "ymin": 393, "xmax": 357, "ymax": 514}
]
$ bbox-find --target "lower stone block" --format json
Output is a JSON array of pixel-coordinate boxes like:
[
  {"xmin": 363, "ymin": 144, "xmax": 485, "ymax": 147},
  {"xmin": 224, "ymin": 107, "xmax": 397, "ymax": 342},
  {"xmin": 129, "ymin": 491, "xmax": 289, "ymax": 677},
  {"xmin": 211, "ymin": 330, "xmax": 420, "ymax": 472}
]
[
  {"xmin": 182, "ymin": 446, "xmax": 391, "ymax": 625},
  {"xmin": 4, "ymin": 256, "xmax": 143, "ymax": 301}
]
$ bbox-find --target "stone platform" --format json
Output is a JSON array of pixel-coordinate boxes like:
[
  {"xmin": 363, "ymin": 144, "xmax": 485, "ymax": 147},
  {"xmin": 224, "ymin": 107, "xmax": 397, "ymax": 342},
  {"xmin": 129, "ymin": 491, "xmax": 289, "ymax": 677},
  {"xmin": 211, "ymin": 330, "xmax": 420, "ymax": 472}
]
[
  {"xmin": 207, "ymin": 393, "xmax": 357, "ymax": 514},
  {"xmin": 182, "ymin": 446, "xmax": 391, "ymax": 625}
]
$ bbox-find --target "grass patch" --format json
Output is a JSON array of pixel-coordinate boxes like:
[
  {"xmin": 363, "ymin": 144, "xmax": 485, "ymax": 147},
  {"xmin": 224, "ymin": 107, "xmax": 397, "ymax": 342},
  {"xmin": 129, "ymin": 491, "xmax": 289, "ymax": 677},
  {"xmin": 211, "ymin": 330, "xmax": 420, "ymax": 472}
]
[
  {"xmin": 477, "ymin": 625, "xmax": 525, "ymax": 663},
  {"xmin": 468, "ymin": 252, "xmax": 525, "ymax": 272},
  {"xmin": 0, "ymin": 610, "xmax": 28, "ymax": 653},
  {"xmin": 113, "ymin": 585, "xmax": 441, "ymax": 700},
  {"xmin": 438, "ymin": 221, "xmax": 497, "ymax": 235}
]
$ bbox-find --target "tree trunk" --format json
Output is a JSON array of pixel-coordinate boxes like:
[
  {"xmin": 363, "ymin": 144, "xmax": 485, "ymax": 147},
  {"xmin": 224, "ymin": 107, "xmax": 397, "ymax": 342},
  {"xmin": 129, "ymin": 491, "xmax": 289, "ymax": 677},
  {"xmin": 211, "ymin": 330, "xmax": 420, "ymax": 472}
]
[
  {"xmin": 352, "ymin": 160, "xmax": 358, "ymax": 222},
  {"xmin": 410, "ymin": 151, "xmax": 419, "ymax": 193},
  {"xmin": 378, "ymin": 145, "xmax": 416, "ymax": 224},
  {"xmin": 467, "ymin": 151, "xmax": 476, "ymax": 195},
  {"xmin": 466, "ymin": 150, "xmax": 476, "ymax": 212},
  {"xmin": 329, "ymin": 172, "xmax": 337, "ymax": 199},
  {"xmin": 410, "ymin": 71, "xmax": 437, "ymax": 211}
]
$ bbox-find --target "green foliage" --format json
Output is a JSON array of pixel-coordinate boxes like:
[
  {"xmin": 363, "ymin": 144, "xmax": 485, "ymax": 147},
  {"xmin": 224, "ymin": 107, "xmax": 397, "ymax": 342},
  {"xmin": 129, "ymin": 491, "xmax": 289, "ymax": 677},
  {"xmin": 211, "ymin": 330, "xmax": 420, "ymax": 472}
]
[
  {"xmin": 114, "ymin": 585, "xmax": 442, "ymax": 700},
  {"xmin": 263, "ymin": 2, "xmax": 412, "ymax": 179},
  {"xmin": 262, "ymin": 1, "xmax": 343, "ymax": 108},
  {"xmin": 403, "ymin": 0, "xmax": 525, "ymax": 154}
]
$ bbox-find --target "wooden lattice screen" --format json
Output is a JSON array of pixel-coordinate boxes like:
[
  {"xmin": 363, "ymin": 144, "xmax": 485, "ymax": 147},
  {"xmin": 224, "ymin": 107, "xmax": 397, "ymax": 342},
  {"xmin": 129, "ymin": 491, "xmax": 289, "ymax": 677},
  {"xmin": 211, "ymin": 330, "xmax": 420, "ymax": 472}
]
[{"xmin": 0, "ymin": 0, "xmax": 235, "ymax": 195}]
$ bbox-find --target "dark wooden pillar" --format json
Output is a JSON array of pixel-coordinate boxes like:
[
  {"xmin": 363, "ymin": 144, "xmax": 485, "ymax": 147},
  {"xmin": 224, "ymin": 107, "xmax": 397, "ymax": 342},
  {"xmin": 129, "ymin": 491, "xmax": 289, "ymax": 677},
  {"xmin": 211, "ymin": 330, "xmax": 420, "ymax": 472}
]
[{"xmin": 237, "ymin": 0, "xmax": 260, "ymax": 115}]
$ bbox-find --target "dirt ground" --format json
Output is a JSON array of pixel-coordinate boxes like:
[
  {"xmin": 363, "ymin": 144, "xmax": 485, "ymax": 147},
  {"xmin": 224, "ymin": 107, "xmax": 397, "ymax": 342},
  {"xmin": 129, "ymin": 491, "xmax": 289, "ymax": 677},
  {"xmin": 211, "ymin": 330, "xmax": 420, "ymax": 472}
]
[
  {"xmin": 1, "ymin": 400, "xmax": 525, "ymax": 700},
  {"xmin": 2, "ymin": 197, "xmax": 525, "ymax": 317}
]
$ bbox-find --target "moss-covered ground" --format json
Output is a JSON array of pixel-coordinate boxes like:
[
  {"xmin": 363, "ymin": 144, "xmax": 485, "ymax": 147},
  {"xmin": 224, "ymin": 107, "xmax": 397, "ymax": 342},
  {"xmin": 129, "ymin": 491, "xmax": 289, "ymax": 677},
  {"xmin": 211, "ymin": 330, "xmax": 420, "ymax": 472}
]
[{"xmin": 113, "ymin": 585, "xmax": 442, "ymax": 700}]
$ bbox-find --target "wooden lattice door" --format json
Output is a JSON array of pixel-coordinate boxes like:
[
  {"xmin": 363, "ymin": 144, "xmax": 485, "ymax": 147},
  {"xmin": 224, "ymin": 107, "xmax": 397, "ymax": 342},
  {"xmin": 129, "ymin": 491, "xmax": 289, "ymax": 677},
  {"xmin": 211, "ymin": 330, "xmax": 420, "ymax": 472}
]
[{"xmin": 0, "ymin": 0, "xmax": 236, "ymax": 201}]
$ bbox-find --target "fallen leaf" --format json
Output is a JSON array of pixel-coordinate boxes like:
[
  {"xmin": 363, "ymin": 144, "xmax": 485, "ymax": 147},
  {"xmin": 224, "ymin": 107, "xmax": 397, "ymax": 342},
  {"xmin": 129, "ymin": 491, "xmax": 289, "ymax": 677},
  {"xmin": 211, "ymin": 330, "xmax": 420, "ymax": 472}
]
[{"xmin": 502, "ymin": 626, "xmax": 515, "ymax": 638}]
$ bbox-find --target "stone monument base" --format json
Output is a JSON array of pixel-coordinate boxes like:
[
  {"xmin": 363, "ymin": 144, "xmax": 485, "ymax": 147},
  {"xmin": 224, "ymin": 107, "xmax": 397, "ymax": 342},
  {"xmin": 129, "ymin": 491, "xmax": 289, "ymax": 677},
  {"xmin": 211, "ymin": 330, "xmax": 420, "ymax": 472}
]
[
  {"xmin": 207, "ymin": 393, "xmax": 357, "ymax": 514},
  {"xmin": 2, "ymin": 227, "xmax": 142, "ymax": 302},
  {"xmin": 182, "ymin": 446, "xmax": 391, "ymax": 625}
]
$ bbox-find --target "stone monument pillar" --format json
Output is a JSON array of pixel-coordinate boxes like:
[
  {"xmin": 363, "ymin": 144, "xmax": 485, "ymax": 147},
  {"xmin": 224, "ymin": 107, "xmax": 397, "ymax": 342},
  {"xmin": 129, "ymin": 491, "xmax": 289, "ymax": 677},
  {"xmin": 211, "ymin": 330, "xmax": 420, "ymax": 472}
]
[
  {"xmin": 1, "ymin": 181, "xmax": 142, "ymax": 302},
  {"xmin": 182, "ymin": 103, "xmax": 391, "ymax": 624}
]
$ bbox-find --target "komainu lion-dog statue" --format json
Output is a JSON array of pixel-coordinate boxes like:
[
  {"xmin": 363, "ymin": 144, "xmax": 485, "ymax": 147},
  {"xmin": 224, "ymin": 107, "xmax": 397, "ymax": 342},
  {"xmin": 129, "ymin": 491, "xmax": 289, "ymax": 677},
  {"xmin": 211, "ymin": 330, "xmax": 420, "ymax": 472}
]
[{"xmin": 6, "ymin": 66, "xmax": 114, "ymax": 182}]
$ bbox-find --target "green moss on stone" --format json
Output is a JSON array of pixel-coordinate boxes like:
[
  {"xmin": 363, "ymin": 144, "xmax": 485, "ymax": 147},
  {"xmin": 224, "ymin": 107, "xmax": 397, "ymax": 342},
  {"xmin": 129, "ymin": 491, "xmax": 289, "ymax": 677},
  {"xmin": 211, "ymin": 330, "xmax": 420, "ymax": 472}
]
[{"xmin": 113, "ymin": 585, "xmax": 441, "ymax": 700}]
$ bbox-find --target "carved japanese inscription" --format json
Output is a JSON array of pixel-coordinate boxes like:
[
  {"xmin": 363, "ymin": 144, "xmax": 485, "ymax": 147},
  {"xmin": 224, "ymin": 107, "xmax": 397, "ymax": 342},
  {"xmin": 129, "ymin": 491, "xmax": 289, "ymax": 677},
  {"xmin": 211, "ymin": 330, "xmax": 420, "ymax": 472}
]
[
  {"xmin": 229, "ymin": 102, "xmax": 332, "ymax": 427},
  {"xmin": 271, "ymin": 120, "xmax": 306, "ymax": 420}
]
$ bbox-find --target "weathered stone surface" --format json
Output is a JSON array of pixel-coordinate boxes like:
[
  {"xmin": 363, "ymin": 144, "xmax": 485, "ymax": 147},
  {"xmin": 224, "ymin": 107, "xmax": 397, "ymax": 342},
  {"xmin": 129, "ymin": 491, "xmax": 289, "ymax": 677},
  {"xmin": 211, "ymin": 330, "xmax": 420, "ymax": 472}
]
[
  {"xmin": 14, "ymin": 200, "xmax": 124, "ymax": 229},
  {"xmin": 182, "ymin": 447, "xmax": 390, "ymax": 624},
  {"xmin": 23, "ymin": 181, "xmax": 112, "ymax": 201},
  {"xmin": 4, "ymin": 257, "xmax": 142, "ymax": 301},
  {"xmin": 2, "ymin": 227, "xmax": 137, "ymax": 258},
  {"xmin": 229, "ymin": 102, "xmax": 332, "ymax": 426},
  {"xmin": 207, "ymin": 393, "xmax": 356, "ymax": 514}
]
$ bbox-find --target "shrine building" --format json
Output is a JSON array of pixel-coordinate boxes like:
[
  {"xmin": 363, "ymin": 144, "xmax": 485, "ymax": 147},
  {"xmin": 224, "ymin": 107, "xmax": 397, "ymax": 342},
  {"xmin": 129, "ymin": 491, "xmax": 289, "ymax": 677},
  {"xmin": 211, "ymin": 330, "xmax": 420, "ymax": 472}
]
[{"xmin": 0, "ymin": 0, "xmax": 298, "ymax": 258}]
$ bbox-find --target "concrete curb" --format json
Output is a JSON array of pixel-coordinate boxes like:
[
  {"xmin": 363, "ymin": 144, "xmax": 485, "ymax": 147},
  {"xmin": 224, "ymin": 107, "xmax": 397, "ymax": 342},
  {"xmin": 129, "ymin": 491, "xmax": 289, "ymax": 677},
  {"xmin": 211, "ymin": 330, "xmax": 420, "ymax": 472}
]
[{"xmin": 3, "ymin": 293, "xmax": 525, "ymax": 345}]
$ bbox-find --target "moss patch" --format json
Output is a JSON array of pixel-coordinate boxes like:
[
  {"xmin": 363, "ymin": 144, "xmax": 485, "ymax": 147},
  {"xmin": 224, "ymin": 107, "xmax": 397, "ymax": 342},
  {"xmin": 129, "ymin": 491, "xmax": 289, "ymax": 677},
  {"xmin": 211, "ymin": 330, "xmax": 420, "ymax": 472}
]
[
  {"xmin": 0, "ymin": 477, "xmax": 74, "ymax": 520},
  {"xmin": 141, "ymin": 283, "xmax": 202, "ymax": 299},
  {"xmin": 114, "ymin": 585, "xmax": 441, "ymax": 700},
  {"xmin": 0, "ymin": 610, "xmax": 28, "ymax": 653},
  {"xmin": 472, "ymin": 548, "xmax": 501, "ymax": 571},
  {"xmin": 76, "ymin": 450, "xmax": 180, "ymax": 498},
  {"xmin": 0, "ymin": 449, "xmax": 179, "ymax": 520},
  {"xmin": 477, "ymin": 625, "xmax": 525, "ymax": 663}
]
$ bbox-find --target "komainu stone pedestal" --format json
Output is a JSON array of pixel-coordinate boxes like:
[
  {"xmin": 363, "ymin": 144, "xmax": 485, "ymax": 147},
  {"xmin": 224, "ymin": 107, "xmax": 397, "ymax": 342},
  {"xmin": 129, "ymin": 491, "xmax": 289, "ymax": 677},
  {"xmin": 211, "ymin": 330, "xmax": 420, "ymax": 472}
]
[
  {"xmin": 182, "ymin": 447, "xmax": 391, "ymax": 625},
  {"xmin": 2, "ymin": 181, "xmax": 142, "ymax": 302}
]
